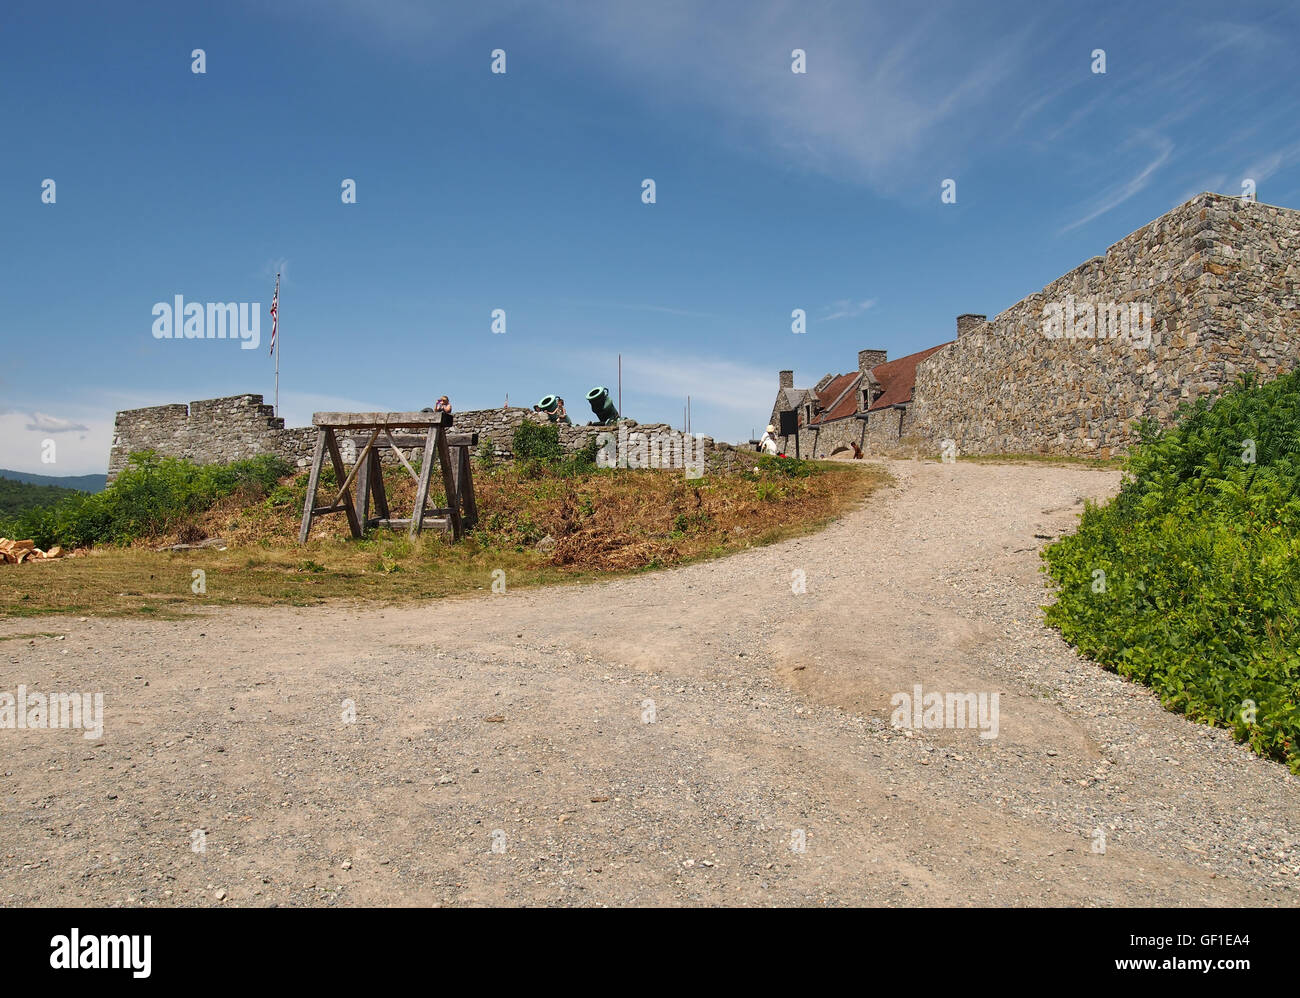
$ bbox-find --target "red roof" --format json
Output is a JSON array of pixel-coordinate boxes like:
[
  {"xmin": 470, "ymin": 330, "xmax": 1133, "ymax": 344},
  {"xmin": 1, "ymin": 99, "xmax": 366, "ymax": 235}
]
[
  {"xmin": 867, "ymin": 343, "xmax": 951, "ymax": 411},
  {"xmin": 806, "ymin": 373, "xmax": 860, "ymax": 425},
  {"xmin": 797, "ymin": 342, "xmax": 951, "ymax": 426}
]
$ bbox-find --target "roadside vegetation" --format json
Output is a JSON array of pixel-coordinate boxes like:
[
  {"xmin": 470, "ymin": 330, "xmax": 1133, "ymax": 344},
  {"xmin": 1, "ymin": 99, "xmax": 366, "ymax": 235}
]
[
  {"xmin": 0, "ymin": 424, "xmax": 886, "ymax": 618},
  {"xmin": 1043, "ymin": 372, "xmax": 1300, "ymax": 773},
  {"xmin": 1, "ymin": 454, "xmax": 288, "ymax": 549}
]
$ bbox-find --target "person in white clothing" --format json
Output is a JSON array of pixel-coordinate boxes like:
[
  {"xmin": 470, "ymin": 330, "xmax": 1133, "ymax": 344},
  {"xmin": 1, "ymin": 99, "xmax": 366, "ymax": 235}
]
[{"xmin": 759, "ymin": 424, "xmax": 780, "ymax": 455}]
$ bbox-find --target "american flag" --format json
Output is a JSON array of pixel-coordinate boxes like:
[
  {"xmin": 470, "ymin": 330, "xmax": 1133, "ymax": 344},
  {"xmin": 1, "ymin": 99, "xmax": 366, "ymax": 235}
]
[{"xmin": 268, "ymin": 274, "xmax": 279, "ymax": 356}]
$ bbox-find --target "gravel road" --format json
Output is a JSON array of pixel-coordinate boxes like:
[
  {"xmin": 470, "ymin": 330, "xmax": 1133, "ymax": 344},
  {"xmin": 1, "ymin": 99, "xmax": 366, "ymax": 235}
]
[{"xmin": 2, "ymin": 458, "xmax": 1297, "ymax": 907}]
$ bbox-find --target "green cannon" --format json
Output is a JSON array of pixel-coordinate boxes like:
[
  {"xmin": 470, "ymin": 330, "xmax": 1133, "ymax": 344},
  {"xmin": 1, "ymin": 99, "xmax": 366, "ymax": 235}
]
[
  {"xmin": 535, "ymin": 395, "xmax": 571, "ymax": 424},
  {"xmin": 585, "ymin": 386, "xmax": 619, "ymax": 425}
]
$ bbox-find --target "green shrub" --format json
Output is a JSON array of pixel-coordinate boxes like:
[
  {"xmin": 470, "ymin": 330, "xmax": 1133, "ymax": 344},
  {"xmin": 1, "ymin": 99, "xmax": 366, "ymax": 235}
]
[
  {"xmin": 569, "ymin": 434, "xmax": 601, "ymax": 471},
  {"xmin": 477, "ymin": 437, "xmax": 497, "ymax": 471},
  {"xmin": 1043, "ymin": 371, "xmax": 1300, "ymax": 772},
  {"xmin": 264, "ymin": 483, "xmax": 299, "ymax": 509},
  {"xmin": 0, "ymin": 451, "xmax": 291, "ymax": 549},
  {"xmin": 512, "ymin": 421, "xmax": 564, "ymax": 461},
  {"xmin": 758, "ymin": 454, "xmax": 815, "ymax": 478}
]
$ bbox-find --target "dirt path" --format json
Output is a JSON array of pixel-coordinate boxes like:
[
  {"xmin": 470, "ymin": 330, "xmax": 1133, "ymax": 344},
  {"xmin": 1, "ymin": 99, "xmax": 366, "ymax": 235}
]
[{"xmin": 2, "ymin": 459, "xmax": 1297, "ymax": 907}]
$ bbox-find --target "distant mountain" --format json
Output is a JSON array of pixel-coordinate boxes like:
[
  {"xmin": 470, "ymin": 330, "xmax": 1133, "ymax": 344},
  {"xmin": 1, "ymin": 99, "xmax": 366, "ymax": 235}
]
[{"xmin": 0, "ymin": 469, "xmax": 107, "ymax": 493}]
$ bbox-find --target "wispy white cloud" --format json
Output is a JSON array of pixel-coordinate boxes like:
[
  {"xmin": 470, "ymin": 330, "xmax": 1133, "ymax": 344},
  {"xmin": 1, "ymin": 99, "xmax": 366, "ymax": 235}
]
[
  {"xmin": 1038, "ymin": 92, "xmax": 1110, "ymax": 145},
  {"xmin": 559, "ymin": 3, "xmax": 1034, "ymax": 190},
  {"xmin": 25, "ymin": 412, "xmax": 90, "ymax": 434},
  {"xmin": 285, "ymin": 0, "xmax": 1035, "ymax": 192},
  {"xmin": 584, "ymin": 350, "xmax": 772, "ymax": 415},
  {"xmin": 1243, "ymin": 140, "xmax": 1300, "ymax": 189},
  {"xmin": 1060, "ymin": 136, "xmax": 1175, "ymax": 233},
  {"xmin": 820, "ymin": 298, "xmax": 876, "ymax": 321}
]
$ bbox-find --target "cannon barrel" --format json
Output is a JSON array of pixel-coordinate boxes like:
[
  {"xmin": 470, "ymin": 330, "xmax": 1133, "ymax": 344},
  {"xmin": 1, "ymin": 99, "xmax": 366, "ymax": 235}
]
[
  {"xmin": 586, "ymin": 386, "xmax": 619, "ymax": 425},
  {"xmin": 535, "ymin": 394, "xmax": 571, "ymax": 424}
]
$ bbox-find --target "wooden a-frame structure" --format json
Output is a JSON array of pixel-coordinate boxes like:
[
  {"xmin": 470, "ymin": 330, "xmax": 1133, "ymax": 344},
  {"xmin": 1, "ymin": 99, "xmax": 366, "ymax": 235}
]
[{"xmin": 298, "ymin": 411, "xmax": 478, "ymax": 543}]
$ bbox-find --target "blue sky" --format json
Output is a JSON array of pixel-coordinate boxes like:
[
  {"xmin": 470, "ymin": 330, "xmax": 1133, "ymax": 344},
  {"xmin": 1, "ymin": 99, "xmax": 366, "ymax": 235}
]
[{"xmin": 2, "ymin": 0, "xmax": 1298, "ymax": 474}]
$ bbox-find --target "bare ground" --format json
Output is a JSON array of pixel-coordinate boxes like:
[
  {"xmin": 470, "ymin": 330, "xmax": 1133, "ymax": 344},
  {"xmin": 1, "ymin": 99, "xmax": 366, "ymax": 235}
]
[{"xmin": 2, "ymin": 459, "xmax": 1297, "ymax": 907}]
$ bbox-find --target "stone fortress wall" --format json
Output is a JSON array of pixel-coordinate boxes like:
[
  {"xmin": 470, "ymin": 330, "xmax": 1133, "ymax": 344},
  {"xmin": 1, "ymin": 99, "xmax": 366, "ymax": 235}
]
[
  {"xmin": 108, "ymin": 396, "xmax": 755, "ymax": 482},
  {"xmin": 108, "ymin": 395, "xmax": 317, "ymax": 481},
  {"xmin": 906, "ymin": 193, "xmax": 1300, "ymax": 457}
]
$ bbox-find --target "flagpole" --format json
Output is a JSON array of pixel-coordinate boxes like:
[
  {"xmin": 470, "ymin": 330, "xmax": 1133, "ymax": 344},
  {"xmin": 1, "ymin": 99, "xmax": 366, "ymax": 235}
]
[{"xmin": 273, "ymin": 273, "xmax": 280, "ymax": 417}]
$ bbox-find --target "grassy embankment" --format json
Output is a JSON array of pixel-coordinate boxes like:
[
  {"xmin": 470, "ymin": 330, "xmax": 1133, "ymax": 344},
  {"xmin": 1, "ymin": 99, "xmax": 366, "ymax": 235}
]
[{"xmin": 0, "ymin": 426, "xmax": 887, "ymax": 618}]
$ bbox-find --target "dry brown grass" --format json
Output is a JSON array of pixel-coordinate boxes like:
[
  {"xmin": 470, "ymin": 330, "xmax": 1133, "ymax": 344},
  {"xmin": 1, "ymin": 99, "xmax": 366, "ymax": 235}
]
[{"xmin": 0, "ymin": 460, "xmax": 888, "ymax": 619}]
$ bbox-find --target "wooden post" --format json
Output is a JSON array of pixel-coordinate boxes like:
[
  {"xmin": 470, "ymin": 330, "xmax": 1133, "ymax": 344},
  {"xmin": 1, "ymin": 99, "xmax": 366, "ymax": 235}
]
[
  {"xmin": 369, "ymin": 449, "xmax": 389, "ymax": 521},
  {"xmin": 298, "ymin": 428, "xmax": 327, "ymax": 543},
  {"xmin": 410, "ymin": 425, "xmax": 439, "ymax": 538},
  {"xmin": 323, "ymin": 428, "xmax": 363, "ymax": 538},
  {"xmin": 355, "ymin": 445, "xmax": 371, "ymax": 526},
  {"xmin": 436, "ymin": 427, "xmax": 463, "ymax": 540},
  {"xmin": 449, "ymin": 442, "xmax": 461, "ymax": 510},
  {"xmin": 458, "ymin": 445, "xmax": 478, "ymax": 528}
]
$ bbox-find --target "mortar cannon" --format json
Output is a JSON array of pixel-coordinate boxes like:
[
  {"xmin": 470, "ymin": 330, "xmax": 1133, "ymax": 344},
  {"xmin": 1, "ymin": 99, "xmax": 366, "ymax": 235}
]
[
  {"xmin": 535, "ymin": 395, "xmax": 571, "ymax": 424},
  {"xmin": 585, "ymin": 386, "xmax": 619, "ymax": 425}
]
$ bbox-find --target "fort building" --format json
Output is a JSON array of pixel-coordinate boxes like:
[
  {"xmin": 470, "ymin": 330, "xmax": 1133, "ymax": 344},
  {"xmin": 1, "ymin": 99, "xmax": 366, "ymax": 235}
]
[{"xmin": 769, "ymin": 193, "xmax": 1299, "ymax": 459}]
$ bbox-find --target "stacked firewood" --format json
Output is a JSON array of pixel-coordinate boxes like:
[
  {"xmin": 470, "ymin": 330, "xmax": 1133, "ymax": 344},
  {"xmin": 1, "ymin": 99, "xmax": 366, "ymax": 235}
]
[{"xmin": 0, "ymin": 538, "xmax": 81, "ymax": 564}]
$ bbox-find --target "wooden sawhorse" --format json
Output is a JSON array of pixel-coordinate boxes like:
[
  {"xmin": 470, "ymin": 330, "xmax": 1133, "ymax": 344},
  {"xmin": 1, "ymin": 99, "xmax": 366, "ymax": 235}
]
[{"xmin": 297, "ymin": 411, "xmax": 477, "ymax": 542}]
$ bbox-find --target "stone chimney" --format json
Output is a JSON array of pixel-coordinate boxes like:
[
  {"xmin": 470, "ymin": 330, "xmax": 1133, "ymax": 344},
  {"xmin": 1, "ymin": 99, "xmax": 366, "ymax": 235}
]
[
  {"xmin": 858, "ymin": 349, "xmax": 887, "ymax": 375},
  {"xmin": 779, "ymin": 370, "xmax": 794, "ymax": 389},
  {"xmin": 957, "ymin": 314, "xmax": 987, "ymax": 338}
]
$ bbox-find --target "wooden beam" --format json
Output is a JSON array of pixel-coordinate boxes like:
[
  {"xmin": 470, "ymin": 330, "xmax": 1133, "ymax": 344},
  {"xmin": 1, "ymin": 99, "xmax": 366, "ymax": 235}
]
[
  {"xmin": 331, "ymin": 427, "xmax": 380, "ymax": 509},
  {"xmin": 345, "ymin": 431, "xmax": 477, "ymax": 448},
  {"xmin": 458, "ymin": 445, "xmax": 478, "ymax": 528},
  {"xmin": 436, "ymin": 423, "xmax": 463, "ymax": 540},
  {"xmin": 298, "ymin": 429, "xmax": 327, "ymax": 543},
  {"xmin": 323, "ymin": 428, "xmax": 363, "ymax": 538},
  {"xmin": 385, "ymin": 429, "xmax": 422, "ymax": 484},
  {"xmin": 354, "ymin": 446, "xmax": 372, "ymax": 526},
  {"xmin": 313, "ymin": 411, "xmax": 450, "ymax": 428},
  {"xmin": 369, "ymin": 449, "xmax": 390, "ymax": 520},
  {"xmin": 410, "ymin": 426, "xmax": 439, "ymax": 538}
]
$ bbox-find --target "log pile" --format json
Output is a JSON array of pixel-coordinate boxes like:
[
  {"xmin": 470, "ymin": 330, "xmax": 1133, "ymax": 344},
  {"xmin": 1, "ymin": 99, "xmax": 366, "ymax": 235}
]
[{"xmin": 0, "ymin": 538, "xmax": 81, "ymax": 564}]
